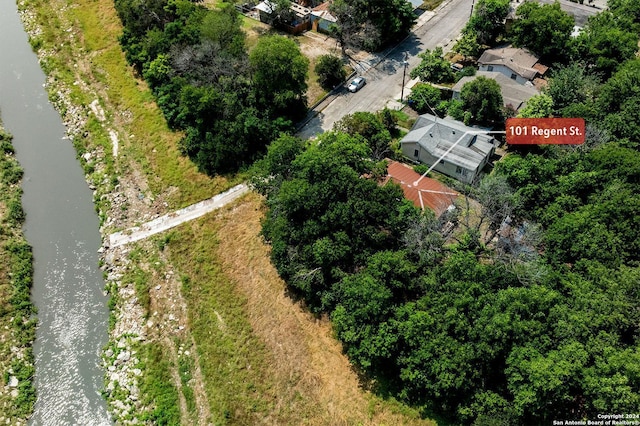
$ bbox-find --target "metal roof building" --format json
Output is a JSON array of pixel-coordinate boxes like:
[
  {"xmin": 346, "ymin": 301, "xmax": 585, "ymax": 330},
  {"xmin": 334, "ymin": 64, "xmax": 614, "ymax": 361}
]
[{"xmin": 400, "ymin": 114, "xmax": 496, "ymax": 184}]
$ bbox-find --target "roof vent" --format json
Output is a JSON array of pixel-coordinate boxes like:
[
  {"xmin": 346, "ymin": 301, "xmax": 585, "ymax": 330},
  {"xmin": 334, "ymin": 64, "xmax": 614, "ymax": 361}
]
[{"xmin": 452, "ymin": 130, "xmax": 456, "ymax": 134}]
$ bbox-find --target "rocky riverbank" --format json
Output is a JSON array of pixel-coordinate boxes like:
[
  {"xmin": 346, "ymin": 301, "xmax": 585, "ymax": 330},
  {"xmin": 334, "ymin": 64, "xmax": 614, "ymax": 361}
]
[
  {"xmin": 16, "ymin": 2, "xmax": 157, "ymax": 422},
  {"xmin": 0, "ymin": 125, "xmax": 35, "ymax": 426}
]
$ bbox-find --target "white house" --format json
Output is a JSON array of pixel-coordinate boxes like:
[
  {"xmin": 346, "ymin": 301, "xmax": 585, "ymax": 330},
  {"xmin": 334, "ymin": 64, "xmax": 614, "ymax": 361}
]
[
  {"xmin": 400, "ymin": 114, "xmax": 496, "ymax": 184},
  {"xmin": 477, "ymin": 45, "xmax": 548, "ymax": 85}
]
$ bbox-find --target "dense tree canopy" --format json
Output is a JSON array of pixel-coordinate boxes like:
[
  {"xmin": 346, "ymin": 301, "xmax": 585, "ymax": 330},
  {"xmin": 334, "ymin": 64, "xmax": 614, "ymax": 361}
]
[
  {"xmin": 596, "ymin": 59, "xmax": 640, "ymax": 145},
  {"xmin": 464, "ymin": 0, "xmax": 510, "ymax": 45},
  {"xmin": 329, "ymin": 0, "xmax": 415, "ymax": 52},
  {"xmin": 509, "ymin": 2, "xmax": 574, "ymax": 60},
  {"xmin": 608, "ymin": 0, "xmax": 640, "ymax": 24},
  {"xmin": 574, "ymin": 11, "xmax": 639, "ymax": 79},
  {"xmin": 114, "ymin": 0, "xmax": 307, "ymax": 175},
  {"xmin": 256, "ymin": 105, "xmax": 640, "ymax": 424},
  {"xmin": 256, "ymin": 132, "xmax": 418, "ymax": 308},
  {"xmin": 544, "ymin": 63, "xmax": 601, "ymax": 117},
  {"xmin": 249, "ymin": 35, "xmax": 309, "ymax": 120}
]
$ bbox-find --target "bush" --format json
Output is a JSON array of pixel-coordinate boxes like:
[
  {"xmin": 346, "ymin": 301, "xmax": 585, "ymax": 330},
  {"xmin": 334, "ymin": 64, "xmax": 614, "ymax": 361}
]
[
  {"xmin": 447, "ymin": 99, "xmax": 465, "ymax": 121},
  {"xmin": 315, "ymin": 54, "xmax": 346, "ymax": 90},
  {"xmin": 455, "ymin": 66, "xmax": 476, "ymax": 82}
]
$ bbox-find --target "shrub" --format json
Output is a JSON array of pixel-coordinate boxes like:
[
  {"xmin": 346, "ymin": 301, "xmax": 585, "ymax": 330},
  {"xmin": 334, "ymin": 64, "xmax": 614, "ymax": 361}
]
[{"xmin": 315, "ymin": 54, "xmax": 347, "ymax": 90}]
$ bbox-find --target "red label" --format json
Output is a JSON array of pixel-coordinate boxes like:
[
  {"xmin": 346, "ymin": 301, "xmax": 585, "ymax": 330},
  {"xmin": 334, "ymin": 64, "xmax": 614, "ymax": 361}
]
[{"xmin": 506, "ymin": 118, "xmax": 585, "ymax": 145}]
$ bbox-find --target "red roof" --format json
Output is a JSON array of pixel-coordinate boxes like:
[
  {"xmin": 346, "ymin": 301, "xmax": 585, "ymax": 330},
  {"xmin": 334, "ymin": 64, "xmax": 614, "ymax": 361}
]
[
  {"xmin": 385, "ymin": 161, "xmax": 458, "ymax": 216},
  {"xmin": 312, "ymin": 1, "xmax": 330, "ymax": 11}
]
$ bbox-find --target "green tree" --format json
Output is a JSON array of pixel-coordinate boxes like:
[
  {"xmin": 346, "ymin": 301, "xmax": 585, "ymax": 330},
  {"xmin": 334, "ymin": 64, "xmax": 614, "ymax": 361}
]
[
  {"xmin": 251, "ymin": 134, "xmax": 306, "ymax": 197},
  {"xmin": 199, "ymin": 3, "xmax": 246, "ymax": 57},
  {"xmin": 574, "ymin": 11, "xmax": 639, "ymax": 79},
  {"xmin": 409, "ymin": 47, "xmax": 455, "ymax": 84},
  {"xmin": 608, "ymin": 0, "xmax": 640, "ymax": 24},
  {"xmin": 509, "ymin": 1, "xmax": 574, "ymax": 60},
  {"xmin": 597, "ymin": 59, "xmax": 640, "ymax": 144},
  {"xmin": 465, "ymin": 0, "xmax": 510, "ymax": 45},
  {"xmin": 330, "ymin": 0, "xmax": 415, "ymax": 52},
  {"xmin": 333, "ymin": 112, "xmax": 392, "ymax": 160},
  {"xmin": 506, "ymin": 342, "xmax": 589, "ymax": 421},
  {"xmin": 332, "ymin": 250, "xmax": 419, "ymax": 373},
  {"xmin": 545, "ymin": 63, "xmax": 600, "ymax": 116},
  {"xmin": 314, "ymin": 54, "xmax": 347, "ymax": 90},
  {"xmin": 517, "ymin": 93, "xmax": 554, "ymax": 118},
  {"xmin": 460, "ymin": 76, "xmax": 504, "ymax": 125},
  {"xmin": 407, "ymin": 83, "xmax": 443, "ymax": 115},
  {"xmin": 249, "ymin": 35, "xmax": 309, "ymax": 120},
  {"xmin": 453, "ymin": 30, "xmax": 482, "ymax": 59},
  {"xmin": 260, "ymin": 131, "xmax": 417, "ymax": 308},
  {"xmin": 377, "ymin": 107, "xmax": 398, "ymax": 135}
]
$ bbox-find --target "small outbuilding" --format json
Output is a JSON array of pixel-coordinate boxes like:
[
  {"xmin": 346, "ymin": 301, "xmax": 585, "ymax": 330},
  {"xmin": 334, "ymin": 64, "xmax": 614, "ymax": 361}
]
[
  {"xmin": 385, "ymin": 160, "xmax": 458, "ymax": 216},
  {"xmin": 255, "ymin": 0, "xmax": 312, "ymax": 34},
  {"xmin": 311, "ymin": 2, "xmax": 337, "ymax": 33}
]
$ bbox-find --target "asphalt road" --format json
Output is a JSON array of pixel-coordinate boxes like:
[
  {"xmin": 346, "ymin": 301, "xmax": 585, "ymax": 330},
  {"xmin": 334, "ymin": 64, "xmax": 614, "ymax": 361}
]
[{"xmin": 298, "ymin": 0, "xmax": 470, "ymax": 140}]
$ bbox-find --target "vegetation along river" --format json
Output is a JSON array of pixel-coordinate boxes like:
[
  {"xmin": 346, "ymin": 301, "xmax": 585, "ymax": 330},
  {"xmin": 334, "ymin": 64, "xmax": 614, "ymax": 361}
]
[{"xmin": 0, "ymin": 2, "xmax": 111, "ymax": 424}]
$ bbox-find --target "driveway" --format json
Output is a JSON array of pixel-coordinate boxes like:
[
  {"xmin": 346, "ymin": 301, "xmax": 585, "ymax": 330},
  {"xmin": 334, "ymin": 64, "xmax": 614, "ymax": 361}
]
[{"xmin": 297, "ymin": 0, "xmax": 470, "ymax": 139}]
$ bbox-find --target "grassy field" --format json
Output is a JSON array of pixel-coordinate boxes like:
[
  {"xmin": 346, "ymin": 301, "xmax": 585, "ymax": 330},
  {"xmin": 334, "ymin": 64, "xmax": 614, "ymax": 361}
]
[
  {"xmin": 0, "ymin": 127, "xmax": 36, "ymax": 425},
  {"xmin": 19, "ymin": 0, "xmax": 436, "ymax": 423},
  {"xmin": 166, "ymin": 192, "xmax": 432, "ymax": 425}
]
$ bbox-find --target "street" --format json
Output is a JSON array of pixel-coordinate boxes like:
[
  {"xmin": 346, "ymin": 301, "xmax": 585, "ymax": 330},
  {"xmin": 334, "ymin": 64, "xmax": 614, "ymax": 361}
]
[{"xmin": 298, "ymin": 0, "xmax": 470, "ymax": 139}]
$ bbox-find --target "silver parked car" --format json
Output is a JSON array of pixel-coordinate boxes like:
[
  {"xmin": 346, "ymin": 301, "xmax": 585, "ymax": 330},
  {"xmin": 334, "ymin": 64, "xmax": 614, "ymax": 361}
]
[{"xmin": 348, "ymin": 76, "xmax": 366, "ymax": 92}]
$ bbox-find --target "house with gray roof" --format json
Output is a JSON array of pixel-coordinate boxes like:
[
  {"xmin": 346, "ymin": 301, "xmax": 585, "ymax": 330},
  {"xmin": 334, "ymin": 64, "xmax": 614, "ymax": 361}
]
[
  {"xmin": 477, "ymin": 45, "xmax": 548, "ymax": 85},
  {"xmin": 452, "ymin": 71, "xmax": 540, "ymax": 111},
  {"xmin": 400, "ymin": 114, "xmax": 496, "ymax": 184}
]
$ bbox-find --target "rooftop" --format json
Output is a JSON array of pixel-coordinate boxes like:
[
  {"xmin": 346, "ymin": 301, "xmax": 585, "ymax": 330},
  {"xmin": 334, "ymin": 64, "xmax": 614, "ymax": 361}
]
[
  {"xmin": 385, "ymin": 161, "xmax": 458, "ymax": 216},
  {"xmin": 311, "ymin": 2, "xmax": 337, "ymax": 22},
  {"xmin": 402, "ymin": 114, "xmax": 496, "ymax": 172},
  {"xmin": 478, "ymin": 45, "xmax": 543, "ymax": 80}
]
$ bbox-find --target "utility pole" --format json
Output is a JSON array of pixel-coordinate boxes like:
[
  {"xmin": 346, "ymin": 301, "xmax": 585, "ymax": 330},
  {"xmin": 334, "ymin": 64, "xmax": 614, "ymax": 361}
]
[
  {"xmin": 400, "ymin": 52, "xmax": 409, "ymax": 103},
  {"xmin": 470, "ymin": 0, "xmax": 475, "ymax": 18}
]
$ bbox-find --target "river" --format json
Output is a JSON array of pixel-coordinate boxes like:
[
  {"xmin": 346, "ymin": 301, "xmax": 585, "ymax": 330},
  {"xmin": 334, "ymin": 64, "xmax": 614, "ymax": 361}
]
[{"xmin": 0, "ymin": 2, "xmax": 111, "ymax": 424}]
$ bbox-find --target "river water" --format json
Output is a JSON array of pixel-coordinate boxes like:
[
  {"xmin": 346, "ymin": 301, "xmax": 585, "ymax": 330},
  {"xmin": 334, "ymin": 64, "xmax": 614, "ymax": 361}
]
[{"xmin": 0, "ymin": 2, "xmax": 111, "ymax": 424}]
